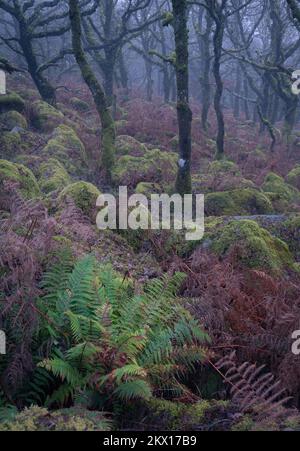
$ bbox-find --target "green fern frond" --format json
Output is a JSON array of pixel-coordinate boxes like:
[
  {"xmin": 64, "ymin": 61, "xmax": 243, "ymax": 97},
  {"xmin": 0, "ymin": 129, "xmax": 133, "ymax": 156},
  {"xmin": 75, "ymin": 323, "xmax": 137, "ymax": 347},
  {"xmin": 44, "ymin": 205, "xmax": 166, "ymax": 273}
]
[
  {"xmin": 111, "ymin": 364, "xmax": 147, "ymax": 384},
  {"xmin": 39, "ymin": 358, "xmax": 82, "ymax": 387},
  {"xmin": 114, "ymin": 380, "xmax": 152, "ymax": 401},
  {"xmin": 36, "ymin": 255, "xmax": 209, "ymax": 411}
]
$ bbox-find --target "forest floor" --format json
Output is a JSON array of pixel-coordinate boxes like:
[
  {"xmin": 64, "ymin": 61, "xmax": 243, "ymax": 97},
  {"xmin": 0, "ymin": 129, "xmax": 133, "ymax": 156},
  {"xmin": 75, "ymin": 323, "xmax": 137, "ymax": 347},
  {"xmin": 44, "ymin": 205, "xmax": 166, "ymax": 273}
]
[{"xmin": 0, "ymin": 76, "xmax": 300, "ymax": 431}]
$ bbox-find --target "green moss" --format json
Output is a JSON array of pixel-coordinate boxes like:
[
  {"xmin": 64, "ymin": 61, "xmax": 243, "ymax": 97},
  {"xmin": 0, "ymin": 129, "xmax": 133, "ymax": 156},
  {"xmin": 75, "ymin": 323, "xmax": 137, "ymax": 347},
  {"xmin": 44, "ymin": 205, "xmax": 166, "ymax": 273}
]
[
  {"xmin": 232, "ymin": 412, "xmax": 300, "ymax": 432},
  {"xmin": 115, "ymin": 120, "xmax": 128, "ymax": 133},
  {"xmin": 17, "ymin": 88, "xmax": 40, "ymax": 102},
  {"xmin": 70, "ymin": 97, "xmax": 90, "ymax": 112},
  {"xmin": 116, "ymin": 135, "xmax": 147, "ymax": 157},
  {"xmin": 52, "ymin": 125, "xmax": 86, "ymax": 160},
  {"xmin": 0, "ymin": 92, "xmax": 25, "ymax": 114},
  {"xmin": 262, "ymin": 172, "xmax": 299, "ymax": 202},
  {"xmin": 0, "ymin": 131, "xmax": 21, "ymax": 159},
  {"xmin": 146, "ymin": 399, "xmax": 229, "ymax": 431},
  {"xmin": 232, "ymin": 415, "xmax": 255, "ymax": 431},
  {"xmin": 0, "ymin": 406, "xmax": 110, "ymax": 431},
  {"xmin": 38, "ymin": 158, "xmax": 71, "ymax": 194},
  {"xmin": 15, "ymin": 154, "xmax": 42, "ymax": 176},
  {"xmin": 281, "ymin": 215, "xmax": 300, "ymax": 259},
  {"xmin": 135, "ymin": 182, "xmax": 162, "ymax": 196},
  {"xmin": 193, "ymin": 159, "xmax": 256, "ymax": 194},
  {"xmin": 0, "ymin": 159, "xmax": 41, "ymax": 200},
  {"xmin": 0, "ymin": 110, "xmax": 27, "ymax": 129},
  {"xmin": 113, "ymin": 149, "xmax": 177, "ymax": 188},
  {"xmin": 42, "ymin": 125, "xmax": 87, "ymax": 175},
  {"xmin": 211, "ymin": 220, "xmax": 295, "ymax": 273},
  {"xmin": 169, "ymin": 135, "xmax": 179, "ymax": 151},
  {"xmin": 208, "ymin": 160, "xmax": 240, "ymax": 176},
  {"xmin": 205, "ymin": 188, "xmax": 273, "ymax": 216},
  {"xmin": 31, "ymin": 100, "xmax": 64, "ymax": 132},
  {"xmin": 58, "ymin": 181, "xmax": 101, "ymax": 220},
  {"xmin": 284, "ymin": 416, "xmax": 300, "ymax": 430},
  {"xmin": 286, "ymin": 165, "xmax": 300, "ymax": 190}
]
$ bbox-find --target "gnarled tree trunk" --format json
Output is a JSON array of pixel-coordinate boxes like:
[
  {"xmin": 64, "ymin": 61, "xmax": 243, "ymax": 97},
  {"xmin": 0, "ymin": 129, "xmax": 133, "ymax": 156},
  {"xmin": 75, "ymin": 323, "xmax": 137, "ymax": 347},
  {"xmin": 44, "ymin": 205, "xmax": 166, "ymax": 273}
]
[{"xmin": 69, "ymin": 0, "xmax": 116, "ymax": 181}]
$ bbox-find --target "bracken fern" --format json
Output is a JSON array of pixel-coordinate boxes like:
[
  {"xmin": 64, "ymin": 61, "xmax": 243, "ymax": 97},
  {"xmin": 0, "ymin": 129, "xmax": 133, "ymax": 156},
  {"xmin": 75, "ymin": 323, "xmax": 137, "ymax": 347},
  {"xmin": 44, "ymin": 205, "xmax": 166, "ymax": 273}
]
[{"xmin": 36, "ymin": 255, "xmax": 210, "ymax": 409}]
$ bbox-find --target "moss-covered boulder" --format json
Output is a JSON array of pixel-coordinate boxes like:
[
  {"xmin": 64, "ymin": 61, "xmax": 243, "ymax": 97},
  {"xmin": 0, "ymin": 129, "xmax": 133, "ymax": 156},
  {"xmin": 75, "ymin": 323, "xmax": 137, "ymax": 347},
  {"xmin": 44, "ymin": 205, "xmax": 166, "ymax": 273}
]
[
  {"xmin": 113, "ymin": 149, "xmax": 177, "ymax": 189},
  {"xmin": 262, "ymin": 172, "xmax": 299, "ymax": 202},
  {"xmin": 0, "ymin": 110, "xmax": 27, "ymax": 130},
  {"xmin": 116, "ymin": 135, "xmax": 147, "ymax": 157},
  {"xmin": 211, "ymin": 220, "xmax": 295, "ymax": 273},
  {"xmin": 14, "ymin": 154, "xmax": 43, "ymax": 177},
  {"xmin": 70, "ymin": 97, "xmax": 90, "ymax": 112},
  {"xmin": 0, "ymin": 159, "xmax": 41, "ymax": 200},
  {"xmin": 42, "ymin": 125, "xmax": 87, "ymax": 175},
  {"xmin": 245, "ymin": 148, "xmax": 268, "ymax": 169},
  {"xmin": 38, "ymin": 158, "xmax": 71, "ymax": 194},
  {"xmin": 31, "ymin": 100, "xmax": 64, "ymax": 132},
  {"xmin": 193, "ymin": 175, "xmax": 255, "ymax": 194},
  {"xmin": 0, "ymin": 92, "xmax": 25, "ymax": 114},
  {"xmin": 280, "ymin": 215, "xmax": 300, "ymax": 260},
  {"xmin": 0, "ymin": 131, "xmax": 22, "ymax": 159},
  {"xmin": 286, "ymin": 165, "xmax": 300, "ymax": 190},
  {"xmin": 0, "ymin": 406, "xmax": 110, "ymax": 431},
  {"xmin": 17, "ymin": 88, "xmax": 40, "ymax": 102},
  {"xmin": 205, "ymin": 188, "xmax": 273, "ymax": 216},
  {"xmin": 58, "ymin": 181, "xmax": 101, "ymax": 220},
  {"xmin": 193, "ymin": 160, "xmax": 255, "ymax": 194},
  {"xmin": 208, "ymin": 160, "xmax": 240, "ymax": 176},
  {"xmin": 135, "ymin": 182, "xmax": 162, "ymax": 196}
]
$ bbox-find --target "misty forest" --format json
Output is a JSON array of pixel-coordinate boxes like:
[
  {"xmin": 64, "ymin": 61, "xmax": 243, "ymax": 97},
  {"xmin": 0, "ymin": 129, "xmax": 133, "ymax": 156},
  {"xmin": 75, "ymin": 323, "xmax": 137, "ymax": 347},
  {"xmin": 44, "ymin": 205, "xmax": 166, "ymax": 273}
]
[{"xmin": 0, "ymin": 0, "xmax": 300, "ymax": 432}]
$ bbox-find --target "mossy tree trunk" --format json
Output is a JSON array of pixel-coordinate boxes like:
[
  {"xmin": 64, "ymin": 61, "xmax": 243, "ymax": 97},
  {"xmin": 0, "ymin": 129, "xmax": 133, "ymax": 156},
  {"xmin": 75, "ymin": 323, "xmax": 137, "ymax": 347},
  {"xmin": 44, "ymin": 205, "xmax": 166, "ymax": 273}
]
[
  {"xmin": 160, "ymin": 25, "xmax": 172, "ymax": 104},
  {"xmin": 0, "ymin": 0, "xmax": 57, "ymax": 105},
  {"xmin": 18, "ymin": 19, "xmax": 56, "ymax": 106},
  {"xmin": 170, "ymin": 0, "xmax": 193, "ymax": 195},
  {"xmin": 69, "ymin": 0, "xmax": 115, "ymax": 181},
  {"xmin": 269, "ymin": 0, "xmax": 299, "ymax": 152},
  {"xmin": 212, "ymin": 4, "xmax": 226, "ymax": 160}
]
